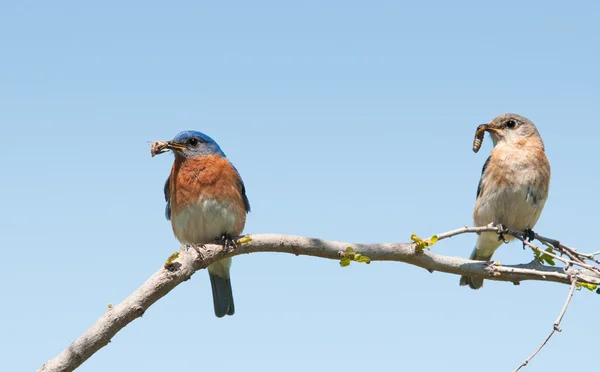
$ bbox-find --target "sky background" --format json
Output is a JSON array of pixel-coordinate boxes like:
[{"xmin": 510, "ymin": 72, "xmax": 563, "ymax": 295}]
[{"xmin": 1, "ymin": 1, "xmax": 599, "ymax": 371}]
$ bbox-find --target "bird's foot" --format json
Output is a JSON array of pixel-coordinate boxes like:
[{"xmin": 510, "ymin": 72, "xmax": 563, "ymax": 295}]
[
  {"xmin": 220, "ymin": 234, "xmax": 237, "ymax": 252},
  {"xmin": 524, "ymin": 228, "xmax": 536, "ymax": 242},
  {"xmin": 496, "ymin": 224, "xmax": 509, "ymax": 243},
  {"xmin": 521, "ymin": 228, "xmax": 536, "ymax": 250},
  {"xmin": 189, "ymin": 244, "xmax": 206, "ymax": 260}
]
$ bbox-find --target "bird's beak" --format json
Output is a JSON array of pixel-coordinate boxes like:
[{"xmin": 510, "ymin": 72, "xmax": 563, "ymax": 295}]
[
  {"xmin": 150, "ymin": 140, "xmax": 186, "ymax": 157},
  {"xmin": 166, "ymin": 141, "xmax": 186, "ymax": 151},
  {"xmin": 483, "ymin": 124, "xmax": 499, "ymax": 133},
  {"xmin": 483, "ymin": 123, "xmax": 504, "ymax": 144}
]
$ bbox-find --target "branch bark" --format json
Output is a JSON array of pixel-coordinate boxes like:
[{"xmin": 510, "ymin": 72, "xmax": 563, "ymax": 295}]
[{"xmin": 38, "ymin": 230, "xmax": 600, "ymax": 372}]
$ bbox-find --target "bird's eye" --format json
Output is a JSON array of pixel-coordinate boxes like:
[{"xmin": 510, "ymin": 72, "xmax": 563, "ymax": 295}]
[
  {"xmin": 188, "ymin": 138, "xmax": 199, "ymax": 147},
  {"xmin": 506, "ymin": 120, "xmax": 516, "ymax": 129}
]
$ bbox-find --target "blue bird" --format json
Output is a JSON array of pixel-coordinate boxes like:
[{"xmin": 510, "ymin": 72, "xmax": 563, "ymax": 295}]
[{"xmin": 153, "ymin": 131, "xmax": 250, "ymax": 317}]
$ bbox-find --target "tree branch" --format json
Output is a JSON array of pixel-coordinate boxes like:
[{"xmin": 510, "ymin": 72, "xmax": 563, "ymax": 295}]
[
  {"xmin": 514, "ymin": 278, "xmax": 578, "ymax": 371},
  {"xmin": 38, "ymin": 228, "xmax": 600, "ymax": 372}
]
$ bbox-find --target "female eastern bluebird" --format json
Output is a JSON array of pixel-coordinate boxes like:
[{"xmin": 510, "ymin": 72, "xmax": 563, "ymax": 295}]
[
  {"xmin": 154, "ymin": 131, "xmax": 250, "ymax": 317},
  {"xmin": 460, "ymin": 114, "xmax": 551, "ymax": 289}
]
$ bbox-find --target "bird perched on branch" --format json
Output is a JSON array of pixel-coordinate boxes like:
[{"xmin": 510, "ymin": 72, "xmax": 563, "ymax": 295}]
[
  {"xmin": 152, "ymin": 131, "xmax": 250, "ymax": 317},
  {"xmin": 460, "ymin": 114, "xmax": 551, "ymax": 289}
]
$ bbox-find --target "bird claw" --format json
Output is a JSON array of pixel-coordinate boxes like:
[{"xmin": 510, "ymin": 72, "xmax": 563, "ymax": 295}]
[
  {"xmin": 189, "ymin": 244, "xmax": 206, "ymax": 260},
  {"xmin": 220, "ymin": 234, "xmax": 237, "ymax": 252},
  {"xmin": 524, "ymin": 228, "xmax": 536, "ymax": 242},
  {"xmin": 496, "ymin": 224, "xmax": 509, "ymax": 243},
  {"xmin": 521, "ymin": 228, "xmax": 536, "ymax": 250}
]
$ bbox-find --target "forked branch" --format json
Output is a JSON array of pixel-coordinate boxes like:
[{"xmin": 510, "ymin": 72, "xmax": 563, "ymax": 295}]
[{"xmin": 38, "ymin": 226, "xmax": 600, "ymax": 372}]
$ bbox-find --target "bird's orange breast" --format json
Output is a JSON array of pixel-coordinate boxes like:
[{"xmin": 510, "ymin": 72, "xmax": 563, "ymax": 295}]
[{"xmin": 169, "ymin": 154, "xmax": 247, "ymax": 229}]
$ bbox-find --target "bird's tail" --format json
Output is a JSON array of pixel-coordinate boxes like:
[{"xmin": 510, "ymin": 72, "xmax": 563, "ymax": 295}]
[
  {"xmin": 459, "ymin": 246, "xmax": 494, "ymax": 290},
  {"xmin": 208, "ymin": 259, "xmax": 235, "ymax": 317}
]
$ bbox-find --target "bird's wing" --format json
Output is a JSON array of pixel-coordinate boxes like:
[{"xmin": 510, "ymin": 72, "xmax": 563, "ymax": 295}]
[
  {"xmin": 164, "ymin": 177, "xmax": 171, "ymax": 220},
  {"xmin": 476, "ymin": 156, "xmax": 491, "ymax": 199},
  {"xmin": 232, "ymin": 164, "xmax": 250, "ymax": 213}
]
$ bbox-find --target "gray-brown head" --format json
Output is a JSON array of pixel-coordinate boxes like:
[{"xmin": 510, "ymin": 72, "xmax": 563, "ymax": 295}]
[{"xmin": 484, "ymin": 113, "xmax": 543, "ymax": 148}]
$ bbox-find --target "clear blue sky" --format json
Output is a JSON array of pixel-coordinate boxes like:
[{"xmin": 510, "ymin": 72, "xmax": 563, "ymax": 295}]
[{"xmin": 1, "ymin": 1, "xmax": 598, "ymax": 371}]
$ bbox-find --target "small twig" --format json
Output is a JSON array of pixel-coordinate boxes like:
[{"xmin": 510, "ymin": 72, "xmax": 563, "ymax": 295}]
[
  {"xmin": 513, "ymin": 278, "xmax": 578, "ymax": 372},
  {"xmin": 575, "ymin": 250, "xmax": 600, "ymax": 265},
  {"xmin": 435, "ymin": 225, "xmax": 498, "ymax": 241},
  {"xmin": 588, "ymin": 251, "xmax": 600, "ymax": 257},
  {"xmin": 484, "ymin": 227, "xmax": 600, "ymax": 276},
  {"xmin": 559, "ymin": 244, "xmax": 600, "ymax": 267},
  {"xmin": 534, "ymin": 234, "xmax": 600, "ymax": 266},
  {"xmin": 549, "ymin": 243, "xmax": 585, "ymax": 265},
  {"xmin": 437, "ymin": 225, "xmax": 600, "ymax": 271},
  {"xmin": 438, "ymin": 226, "xmax": 600, "ymax": 270},
  {"xmin": 516, "ymin": 237, "xmax": 574, "ymax": 267}
]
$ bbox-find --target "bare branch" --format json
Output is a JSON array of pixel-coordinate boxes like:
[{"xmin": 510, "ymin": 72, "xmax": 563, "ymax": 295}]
[
  {"xmin": 526, "ymin": 232, "xmax": 600, "ymax": 270},
  {"xmin": 38, "ymin": 229, "xmax": 600, "ymax": 372},
  {"xmin": 587, "ymin": 251, "xmax": 600, "ymax": 257},
  {"xmin": 513, "ymin": 278, "xmax": 578, "ymax": 372},
  {"xmin": 459, "ymin": 225, "xmax": 600, "ymax": 276}
]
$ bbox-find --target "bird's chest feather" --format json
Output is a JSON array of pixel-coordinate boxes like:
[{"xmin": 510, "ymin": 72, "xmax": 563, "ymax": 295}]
[
  {"xmin": 474, "ymin": 144, "xmax": 550, "ymax": 229},
  {"xmin": 171, "ymin": 199, "xmax": 240, "ymax": 244},
  {"xmin": 169, "ymin": 155, "xmax": 247, "ymax": 244}
]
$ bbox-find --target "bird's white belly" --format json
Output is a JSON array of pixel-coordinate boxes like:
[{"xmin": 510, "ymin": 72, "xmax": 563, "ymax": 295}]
[
  {"xmin": 475, "ymin": 185, "xmax": 545, "ymax": 231},
  {"xmin": 171, "ymin": 198, "xmax": 237, "ymax": 244}
]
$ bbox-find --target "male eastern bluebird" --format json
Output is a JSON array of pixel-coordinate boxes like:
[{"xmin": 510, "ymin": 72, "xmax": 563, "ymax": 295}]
[
  {"xmin": 460, "ymin": 113, "xmax": 551, "ymax": 289},
  {"xmin": 153, "ymin": 131, "xmax": 250, "ymax": 317}
]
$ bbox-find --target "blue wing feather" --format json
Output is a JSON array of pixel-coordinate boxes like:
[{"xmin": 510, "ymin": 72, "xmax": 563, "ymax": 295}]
[{"xmin": 164, "ymin": 177, "xmax": 171, "ymax": 220}]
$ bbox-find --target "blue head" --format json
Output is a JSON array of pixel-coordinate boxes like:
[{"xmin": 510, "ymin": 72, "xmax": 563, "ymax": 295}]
[{"xmin": 163, "ymin": 130, "xmax": 225, "ymax": 158}]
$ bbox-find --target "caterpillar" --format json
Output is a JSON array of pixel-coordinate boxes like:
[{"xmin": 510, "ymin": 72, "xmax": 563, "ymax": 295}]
[{"xmin": 472, "ymin": 124, "xmax": 487, "ymax": 153}]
